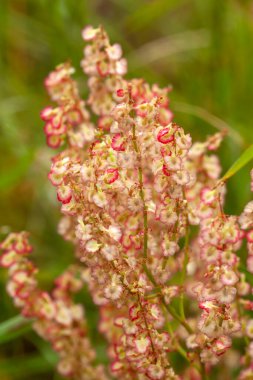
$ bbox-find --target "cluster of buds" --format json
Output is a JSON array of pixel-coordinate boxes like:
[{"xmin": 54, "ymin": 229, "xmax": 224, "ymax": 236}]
[
  {"xmin": 1, "ymin": 25, "xmax": 253, "ymax": 380},
  {"xmin": 110, "ymin": 301, "xmax": 175, "ymax": 379},
  {"xmin": 237, "ymin": 170, "xmax": 253, "ymax": 380},
  {"xmin": 239, "ymin": 169, "xmax": 253, "ymax": 272},
  {"xmin": 0, "ymin": 232, "xmax": 108, "ymax": 380},
  {"xmin": 190, "ymin": 213, "xmax": 242, "ymax": 366},
  {"xmin": 41, "ymin": 62, "xmax": 94, "ymax": 148}
]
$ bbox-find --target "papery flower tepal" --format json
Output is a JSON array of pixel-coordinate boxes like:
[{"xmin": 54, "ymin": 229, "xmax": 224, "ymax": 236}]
[{"xmin": 1, "ymin": 24, "xmax": 253, "ymax": 380}]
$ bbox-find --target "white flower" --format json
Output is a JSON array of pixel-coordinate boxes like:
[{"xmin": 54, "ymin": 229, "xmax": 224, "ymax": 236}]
[
  {"xmin": 92, "ymin": 191, "xmax": 108, "ymax": 208},
  {"xmin": 75, "ymin": 217, "xmax": 92, "ymax": 242},
  {"xmin": 172, "ymin": 170, "xmax": 190, "ymax": 185},
  {"xmin": 55, "ymin": 303, "xmax": 72, "ymax": 326},
  {"xmin": 128, "ymin": 196, "xmax": 143, "ymax": 212},
  {"xmin": 147, "ymin": 364, "xmax": 165, "ymax": 379},
  {"xmin": 108, "ymin": 225, "xmax": 122, "ymax": 241},
  {"xmin": 106, "ymin": 43, "xmax": 122, "ymax": 60},
  {"xmin": 221, "ymin": 267, "xmax": 239, "ymax": 286},
  {"xmin": 135, "ymin": 336, "xmax": 150, "ymax": 354},
  {"xmin": 80, "ymin": 164, "xmax": 95, "ymax": 182},
  {"xmin": 104, "ymin": 276, "xmax": 123, "ymax": 300},
  {"xmin": 81, "ymin": 25, "xmax": 99, "ymax": 41},
  {"xmin": 162, "ymin": 238, "xmax": 179, "ymax": 257},
  {"xmin": 164, "ymin": 155, "xmax": 181, "ymax": 171},
  {"xmin": 85, "ymin": 239, "xmax": 101, "ymax": 253},
  {"xmin": 189, "ymin": 142, "xmax": 206, "ymax": 158},
  {"xmin": 159, "ymin": 209, "xmax": 177, "ymax": 225},
  {"xmin": 101, "ymin": 245, "xmax": 118, "ymax": 261},
  {"xmin": 218, "ymin": 286, "xmax": 237, "ymax": 304}
]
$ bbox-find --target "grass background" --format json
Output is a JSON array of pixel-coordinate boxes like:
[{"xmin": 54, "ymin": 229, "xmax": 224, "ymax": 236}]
[{"xmin": 0, "ymin": 0, "xmax": 253, "ymax": 378}]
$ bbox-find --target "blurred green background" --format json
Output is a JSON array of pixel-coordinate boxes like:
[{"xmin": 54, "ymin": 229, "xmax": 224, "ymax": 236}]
[{"xmin": 0, "ymin": 0, "xmax": 253, "ymax": 379}]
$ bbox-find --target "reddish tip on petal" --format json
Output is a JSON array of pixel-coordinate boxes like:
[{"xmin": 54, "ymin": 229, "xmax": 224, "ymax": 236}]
[
  {"xmin": 96, "ymin": 61, "xmax": 110, "ymax": 77},
  {"xmin": 157, "ymin": 128, "xmax": 174, "ymax": 144},
  {"xmin": 40, "ymin": 106, "xmax": 53, "ymax": 121},
  {"xmin": 46, "ymin": 135, "xmax": 62, "ymax": 149},
  {"xmin": 105, "ymin": 168, "xmax": 119, "ymax": 184},
  {"xmin": 111, "ymin": 133, "xmax": 125, "ymax": 152},
  {"xmin": 162, "ymin": 164, "xmax": 170, "ymax": 177},
  {"xmin": 116, "ymin": 89, "xmax": 125, "ymax": 97},
  {"xmin": 57, "ymin": 186, "xmax": 72, "ymax": 204}
]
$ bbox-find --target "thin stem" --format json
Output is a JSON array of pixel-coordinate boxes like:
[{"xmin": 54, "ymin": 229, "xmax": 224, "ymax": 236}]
[
  {"xmin": 164, "ymin": 302, "xmax": 193, "ymax": 335},
  {"xmin": 175, "ymin": 343, "xmax": 189, "ymax": 362},
  {"xmin": 200, "ymin": 362, "xmax": 208, "ymax": 380},
  {"xmin": 137, "ymin": 292, "xmax": 156, "ymax": 357},
  {"xmin": 179, "ymin": 221, "xmax": 189, "ymax": 320},
  {"xmin": 132, "ymin": 123, "xmax": 148, "ymax": 259},
  {"xmin": 143, "ymin": 263, "xmax": 193, "ymax": 334},
  {"xmin": 131, "ymin": 120, "xmax": 198, "ymax": 370},
  {"xmin": 175, "ymin": 343, "xmax": 200, "ymax": 373},
  {"xmin": 163, "ymin": 305, "xmax": 200, "ymax": 372},
  {"xmin": 236, "ymin": 297, "xmax": 250, "ymax": 346}
]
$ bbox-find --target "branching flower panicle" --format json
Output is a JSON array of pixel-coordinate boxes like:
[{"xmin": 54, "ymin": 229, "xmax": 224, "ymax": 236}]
[{"xmin": 1, "ymin": 25, "xmax": 253, "ymax": 380}]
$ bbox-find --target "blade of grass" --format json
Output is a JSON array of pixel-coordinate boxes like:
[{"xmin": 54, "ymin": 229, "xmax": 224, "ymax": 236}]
[
  {"xmin": 0, "ymin": 315, "xmax": 33, "ymax": 344},
  {"xmin": 220, "ymin": 144, "xmax": 253, "ymax": 182},
  {"xmin": 0, "ymin": 323, "xmax": 32, "ymax": 345},
  {"xmin": 128, "ymin": 29, "xmax": 210, "ymax": 69},
  {"xmin": 173, "ymin": 101, "xmax": 244, "ymax": 147},
  {"xmin": 0, "ymin": 315, "xmax": 30, "ymax": 336}
]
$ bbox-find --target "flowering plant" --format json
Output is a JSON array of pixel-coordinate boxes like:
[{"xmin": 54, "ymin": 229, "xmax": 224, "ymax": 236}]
[{"xmin": 1, "ymin": 25, "xmax": 253, "ymax": 380}]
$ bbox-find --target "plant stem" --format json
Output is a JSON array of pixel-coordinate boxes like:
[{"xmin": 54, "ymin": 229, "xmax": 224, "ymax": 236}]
[
  {"xmin": 132, "ymin": 123, "xmax": 148, "ymax": 259},
  {"xmin": 137, "ymin": 292, "xmax": 156, "ymax": 357},
  {"xmin": 179, "ymin": 221, "xmax": 189, "ymax": 320},
  {"xmin": 200, "ymin": 362, "xmax": 208, "ymax": 380},
  {"xmin": 143, "ymin": 263, "xmax": 193, "ymax": 334},
  {"xmin": 131, "ymin": 116, "xmax": 202, "ymax": 377}
]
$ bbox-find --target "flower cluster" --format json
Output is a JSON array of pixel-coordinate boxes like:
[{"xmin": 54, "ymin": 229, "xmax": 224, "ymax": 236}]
[
  {"xmin": 41, "ymin": 62, "xmax": 94, "ymax": 149},
  {"xmin": 1, "ymin": 25, "xmax": 253, "ymax": 380},
  {"xmin": 0, "ymin": 232, "xmax": 108, "ymax": 380}
]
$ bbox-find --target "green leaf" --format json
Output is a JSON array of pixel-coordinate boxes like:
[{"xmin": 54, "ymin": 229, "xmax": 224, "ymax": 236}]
[
  {"xmin": 0, "ymin": 315, "xmax": 32, "ymax": 344},
  {"xmin": 27, "ymin": 336, "xmax": 58, "ymax": 366},
  {"xmin": 0, "ymin": 315, "xmax": 30, "ymax": 335},
  {"xmin": 220, "ymin": 144, "xmax": 253, "ymax": 182},
  {"xmin": 0, "ymin": 324, "xmax": 32, "ymax": 345}
]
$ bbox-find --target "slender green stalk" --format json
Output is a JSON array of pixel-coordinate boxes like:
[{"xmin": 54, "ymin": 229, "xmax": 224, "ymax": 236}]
[
  {"xmin": 179, "ymin": 221, "xmax": 189, "ymax": 320},
  {"xmin": 0, "ymin": 314, "xmax": 32, "ymax": 337},
  {"xmin": 200, "ymin": 362, "xmax": 208, "ymax": 380},
  {"xmin": 132, "ymin": 123, "xmax": 148, "ymax": 259},
  {"xmin": 132, "ymin": 122, "xmax": 197, "ymax": 375},
  {"xmin": 143, "ymin": 262, "xmax": 193, "ymax": 334},
  {"xmin": 236, "ymin": 297, "xmax": 250, "ymax": 346},
  {"xmin": 137, "ymin": 292, "xmax": 156, "ymax": 356}
]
